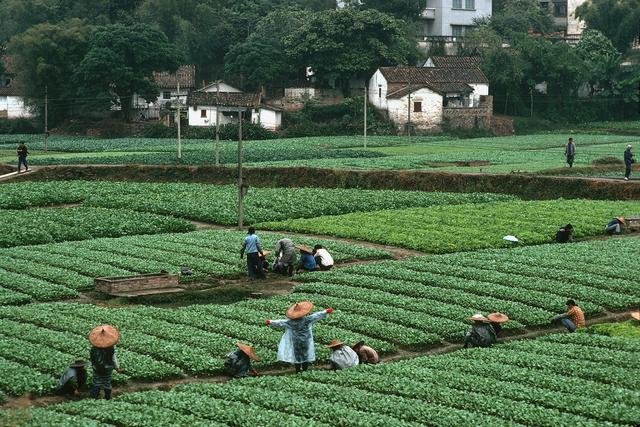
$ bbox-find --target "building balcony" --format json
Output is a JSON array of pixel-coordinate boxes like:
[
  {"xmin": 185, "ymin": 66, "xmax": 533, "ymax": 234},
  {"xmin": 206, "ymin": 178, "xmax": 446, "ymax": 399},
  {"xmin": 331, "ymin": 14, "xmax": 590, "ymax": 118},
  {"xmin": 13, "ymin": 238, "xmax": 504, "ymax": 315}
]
[{"xmin": 419, "ymin": 8, "xmax": 436, "ymax": 19}]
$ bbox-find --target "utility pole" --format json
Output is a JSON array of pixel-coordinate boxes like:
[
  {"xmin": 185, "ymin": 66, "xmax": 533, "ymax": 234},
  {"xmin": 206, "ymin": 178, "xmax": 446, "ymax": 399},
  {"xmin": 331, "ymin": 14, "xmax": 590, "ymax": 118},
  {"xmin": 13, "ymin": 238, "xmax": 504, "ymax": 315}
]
[
  {"xmin": 44, "ymin": 85, "xmax": 48, "ymax": 152},
  {"xmin": 177, "ymin": 81, "xmax": 182, "ymax": 160},
  {"xmin": 407, "ymin": 84, "xmax": 412, "ymax": 144},
  {"xmin": 363, "ymin": 85, "xmax": 367, "ymax": 149},
  {"xmin": 237, "ymin": 110, "xmax": 244, "ymax": 231},
  {"xmin": 215, "ymin": 80, "xmax": 220, "ymax": 166}
]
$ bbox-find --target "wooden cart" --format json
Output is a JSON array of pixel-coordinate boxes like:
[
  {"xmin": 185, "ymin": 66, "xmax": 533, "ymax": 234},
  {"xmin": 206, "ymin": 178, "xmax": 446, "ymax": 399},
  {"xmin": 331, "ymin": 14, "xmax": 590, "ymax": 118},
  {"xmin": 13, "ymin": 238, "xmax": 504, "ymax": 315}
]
[{"xmin": 94, "ymin": 272, "xmax": 183, "ymax": 297}]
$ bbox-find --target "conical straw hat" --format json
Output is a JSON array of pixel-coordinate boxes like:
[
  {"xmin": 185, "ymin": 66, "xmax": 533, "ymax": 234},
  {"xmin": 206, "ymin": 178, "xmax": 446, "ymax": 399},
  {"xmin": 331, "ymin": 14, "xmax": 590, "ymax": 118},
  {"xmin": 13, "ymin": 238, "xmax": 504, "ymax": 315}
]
[
  {"xmin": 297, "ymin": 245, "xmax": 313, "ymax": 254},
  {"xmin": 487, "ymin": 313, "xmax": 509, "ymax": 323},
  {"xmin": 325, "ymin": 339, "xmax": 344, "ymax": 349},
  {"xmin": 88, "ymin": 325, "xmax": 120, "ymax": 348},
  {"xmin": 286, "ymin": 301, "xmax": 313, "ymax": 319},
  {"xmin": 468, "ymin": 313, "xmax": 490, "ymax": 323},
  {"xmin": 236, "ymin": 342, "xmax": 260, "ymax": 362}
]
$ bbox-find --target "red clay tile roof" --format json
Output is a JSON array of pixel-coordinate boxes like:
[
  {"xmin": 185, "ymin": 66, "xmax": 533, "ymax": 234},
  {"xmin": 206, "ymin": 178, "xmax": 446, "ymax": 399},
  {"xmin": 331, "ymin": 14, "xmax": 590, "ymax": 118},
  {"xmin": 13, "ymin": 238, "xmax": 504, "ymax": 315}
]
[
  {"xmin": 380, "ymin": 66, "xmax": 488, "ymax": 85},
  {"xmin": 153, "ymin": 65, "xmax": 196, "ymax": 89},
  {"xmin": 429, "ymin": 56, "xmax": 482, "ymax": 68},
  {"xmin": 387, "ymin": 82, "xmax": 473, "ymax": 98},
  {"xmin": 188, "ymin": 91, "xmax": 261, "ymax": 108},
  {"xmin": 0, "ymin": 55, "xmax": 24, "ymax": 96}
]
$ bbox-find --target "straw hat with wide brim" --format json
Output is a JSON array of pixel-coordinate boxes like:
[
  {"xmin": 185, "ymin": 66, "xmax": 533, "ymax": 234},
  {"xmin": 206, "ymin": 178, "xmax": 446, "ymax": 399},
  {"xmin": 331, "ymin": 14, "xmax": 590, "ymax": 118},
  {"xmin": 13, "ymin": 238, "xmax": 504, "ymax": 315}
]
[
  {"xmin": 631, "ymin": 311, "xmax": 640, "ymax": 321},
  {"xmin": 617, "ymin": 217, "xmax": 626, "ymax": 225},
  {"xmin": 487, "ymin": 313, "xmax": 509, "ymax": 323},
  {"xmin": 286, "ymin": 301, "xmax": 314, "ymax": 319},
  {"xmin": 236, "ymin": 342, "xmax": 260, "ymax": 362},
  {"xmin": 88, "ymin": 325, "xmax": 120, "ymax": 348},
  {"xmin": 325, "ymin": 339, "xmax": 344, "ymax": 349},
  {"xmin": 468, "ymin": 313, "xmax": 490, "ymax": 323},
  {"xmin": 70, "ymin": 359, "xmax": 88, "ymax": 368},
  {"xmin": 297, "ymin": 245, "xmax": 313, "ymax": 254}
]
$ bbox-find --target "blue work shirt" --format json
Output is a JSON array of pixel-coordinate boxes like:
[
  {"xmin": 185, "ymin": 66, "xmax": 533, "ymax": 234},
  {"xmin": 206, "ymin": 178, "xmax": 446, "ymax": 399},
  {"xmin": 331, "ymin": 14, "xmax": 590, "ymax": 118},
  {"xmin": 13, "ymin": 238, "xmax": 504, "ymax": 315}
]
[
  {"xmin": 242, "ymin": 234, "xmax": 262, "ymax": 254},
  {"xmin": 299, "ymin": 253, "xmax": 317, "ymax": 271}
]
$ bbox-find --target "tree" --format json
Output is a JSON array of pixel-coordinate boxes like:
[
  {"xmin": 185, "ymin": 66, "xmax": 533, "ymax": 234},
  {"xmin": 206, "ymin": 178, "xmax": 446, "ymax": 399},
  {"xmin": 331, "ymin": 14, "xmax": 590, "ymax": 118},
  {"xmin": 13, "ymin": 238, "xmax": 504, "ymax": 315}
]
[
  {"xmin": 74, "ymin": 23, "xmax": 181, "ymax": 120},
  {"xmin": 359, "ymin": 0, "xmax": 422, "ymax": 20},
  {"xmin": 576, "ymin": 29, "xmax": 622, "ymax": 96},
  {"xmin": 8, "ymin": 19, "xmax": 91, "ymax": 124},
  {"xmin": 485, "ymin": 0, "xmax": 554, "ymax": 35},
  {"xmin": 575, "ymin": 0, "xmax": 640, "ymax": 53}
]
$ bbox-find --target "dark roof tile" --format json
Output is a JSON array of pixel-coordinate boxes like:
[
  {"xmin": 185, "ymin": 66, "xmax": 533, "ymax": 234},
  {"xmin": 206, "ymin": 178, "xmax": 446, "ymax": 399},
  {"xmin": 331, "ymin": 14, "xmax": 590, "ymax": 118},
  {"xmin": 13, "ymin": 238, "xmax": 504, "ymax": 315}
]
[
  {"xmin": 380, "ymin": 65, "xmax": 488, "ymax": 85},
  {"xmin": 188, "ymin": 91, "xmax": 261, "ymax": 108},
  {"xmin": 153, "ymin": 65, "xmax": 196, "ymax": 89}
]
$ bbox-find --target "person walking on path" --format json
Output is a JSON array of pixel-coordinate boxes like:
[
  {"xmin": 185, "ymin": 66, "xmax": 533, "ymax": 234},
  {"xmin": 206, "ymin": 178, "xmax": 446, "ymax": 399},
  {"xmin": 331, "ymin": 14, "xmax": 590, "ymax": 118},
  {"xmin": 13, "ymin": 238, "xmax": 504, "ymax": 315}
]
[
  {"xmin": 624, "ymin": 145, "xmax": 634, "ymax": 180},
  {"xmin": 296, "ymin": 245, "xmax": 317, "ymax": 273},
  {"xmin": 551, "ymin": 299, "xmax": 585, "ymax": 332},
  {"xmin": 224, "ymin": 342, "xmax": 259, "ymax": 379},
  {"xmin": 565, "ymin": 138, "xmax": 576, "ymax": 168},
  {"xmin": 463, "ymin": 313, "xmax": 497, "ymax": 348},
  {"xmin": 555, "ymin": 224, "xmax": 574, "ymax": 243},
  {"xmin": 487, "ymin": 313, "xmax": 509, "ymax": 338},
  {"xmin": 55, "ymin": 359, "xmax": 88, "ymax": 398},
  {"xmin": 88, "ymin": 325, "xmax": 122, "ymax": 400},
  {"xmin": 352, "ymin": 341, "xmax": 379, "ymax": 364},
  {"xmin": 240, "ymin": 227, "xmax": 266, "ymax": 280},
  {"xmin": 17, "ymin": 143, "xmax": 28, "ymax": 173},
  {"xmin": 605, "ymin": 217, "xmax": 625, "ymax": 235},
  {"xmin": 313, "ymin": 245, "xmax": 334, "ymax": 271},
  {"xmin": 326, "ymin": 339, "xmax": 359, "ymax": 370},
  {"xmin": 266, "ymin": 301, "xmax": 333, "ymax": 373},
  {"xmin": 273, "ymin": 238, "xmax": 296, "ymax": 276}
]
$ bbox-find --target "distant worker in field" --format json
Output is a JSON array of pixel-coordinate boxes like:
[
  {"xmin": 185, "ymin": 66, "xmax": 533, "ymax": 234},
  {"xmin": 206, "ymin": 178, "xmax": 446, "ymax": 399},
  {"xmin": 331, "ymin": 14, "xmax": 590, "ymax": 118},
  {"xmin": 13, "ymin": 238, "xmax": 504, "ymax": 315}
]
[
  {"xmin": 326, "ymin": 339, "xmax": 359, "ymax": 370},
  {"xmin": 17, "ymin": 143, "xmax": 29, "ymax": 173},
  {"xmin": 352, "ymin": 341, "xmax": 379, "ymax": 364},
  {"xmin": 551, "ymin": 299, "xmax": 585, "ymax": 333},
  {"xmin": 224, "ymin": 342, "xmax": 259, "ymax": 379},
  {"xmin": 565, "ymin": 137, "xmax": 576, "ymax": 168},
  {"xmin": 88, "ymin": 325, "xmax": 122, "ymax": 400},
  {"xmin": 55, "ymin": 359, "xmax": 88, "ymax": 398},
  {"xmin": 266, "ymin": 301, "xmax": 333, "ymax": 373},
  {"xmin": 240, "ymin": 227, "xmax": 266, "ymax": 280},
  {"xmin": 624, "ymin": 145, "xmax": 634, "ymax": 181},
  {"xmin": 555, "ymin": 224, "xmax": 574, "ymax": 243},
  {"xmin": 296, "ymin": 245, "xmax": 317, "ymax": 273},
  {"xmin": 605, "ymin": 217, "xmax": 625, "ymax": 235},
  {"xmin": 273, "ymin": 238, "xmax": 296, "ymax": 276},
  {"xmin": 487, "ymin": 313, "xmax": 509, "ymax": 338},
  {"xmin": 463, "ymin": 313, "xmax": 497, "ymax": 348},
  {"xmin": 313, "ymin": 245, "xmax": 334, "ymax": 271}
]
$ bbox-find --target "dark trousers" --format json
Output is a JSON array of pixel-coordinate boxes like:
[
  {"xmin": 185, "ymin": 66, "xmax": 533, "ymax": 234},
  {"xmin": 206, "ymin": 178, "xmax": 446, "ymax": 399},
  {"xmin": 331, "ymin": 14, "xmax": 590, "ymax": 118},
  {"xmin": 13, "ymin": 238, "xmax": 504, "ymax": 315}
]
[
  {"xmin": 17, "ymin": 157, "xmax": 28, "ymax": 172},
  {"xmin": 90, "ymin": 384, "xmax": 112, "ymax": 400},
  {"xmin": 246, "ymin": 252, "xmax": 265, "ymax": 279},
  {"xmin": 566, "ymin": 155, "xmax": 574, "ymax": 167},
  {"xmin": 294, "ymin": 362, "xmax": 309, "ymax": 373},
  {"xmin": 625, "ymin": 165, "xmax": 632, "ymax": 179}
]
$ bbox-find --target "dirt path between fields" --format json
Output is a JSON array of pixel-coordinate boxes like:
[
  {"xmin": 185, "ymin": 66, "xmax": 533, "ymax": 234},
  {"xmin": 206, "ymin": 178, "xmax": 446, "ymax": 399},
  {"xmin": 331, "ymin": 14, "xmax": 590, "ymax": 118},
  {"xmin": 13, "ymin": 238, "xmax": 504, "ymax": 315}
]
[{"xmin": 3, "ymin": 310, "xmax": 634, "ymax": 410}]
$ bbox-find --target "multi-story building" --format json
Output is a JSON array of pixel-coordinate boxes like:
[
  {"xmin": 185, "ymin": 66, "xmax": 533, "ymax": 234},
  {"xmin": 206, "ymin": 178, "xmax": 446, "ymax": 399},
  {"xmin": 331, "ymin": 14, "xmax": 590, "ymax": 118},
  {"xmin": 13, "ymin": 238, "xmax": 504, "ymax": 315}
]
[
  {"xmin": 539, "ymin": 0, "xmax": 586, "ymax": 36},
  {"xmin": 418, "ymin": 0, "xmax": 492, "ymax": 38}
]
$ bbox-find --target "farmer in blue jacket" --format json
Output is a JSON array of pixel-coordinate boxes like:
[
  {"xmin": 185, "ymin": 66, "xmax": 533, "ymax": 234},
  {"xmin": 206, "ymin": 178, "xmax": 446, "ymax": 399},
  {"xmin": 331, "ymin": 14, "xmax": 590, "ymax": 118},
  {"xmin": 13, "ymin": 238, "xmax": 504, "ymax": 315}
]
[
  {"xmin": 240, "ymin": 227, "xmax": 266, "ymax": 279},
  {"xmin": 296, "ymin": 245, "xmax": 317, "ymax": 273}
]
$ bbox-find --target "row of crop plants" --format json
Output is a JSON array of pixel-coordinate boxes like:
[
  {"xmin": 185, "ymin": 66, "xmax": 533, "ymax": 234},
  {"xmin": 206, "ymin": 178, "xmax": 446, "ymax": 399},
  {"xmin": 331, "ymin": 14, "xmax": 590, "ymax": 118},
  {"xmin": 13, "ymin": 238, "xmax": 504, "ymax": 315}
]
[
  {"xmin": 2, "ymin": 331, "xmax": 638, "ymax": 426},
  {"xmin": 0, "ymin": 229, "xmax": 389, "ymax": 304},
  {"xmin": 259, "ymin": 199, "xmax": 640, "ymax": 252},
  {"xmin": 0, "ymin": 238, "xmax": 636, "ymax": 396}
]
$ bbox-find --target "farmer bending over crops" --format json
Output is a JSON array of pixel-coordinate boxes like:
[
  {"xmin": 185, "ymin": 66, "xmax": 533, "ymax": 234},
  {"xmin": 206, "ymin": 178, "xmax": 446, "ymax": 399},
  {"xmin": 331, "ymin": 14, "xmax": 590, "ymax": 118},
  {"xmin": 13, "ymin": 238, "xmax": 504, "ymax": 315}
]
[
  {"xmin": 266, "ymin": 301, "xmax": 333, "ymax": 373},
  {"xmin": 224, "ymin": 342, "xmax": 259, "ymax": 379},
  {"xmin": 296, "ymin": 245, "xmax": 317, "ymax": 273},
  {"xmin": 551, "ymin": 299, "xmax": 585, "ymax": 333},
  {"xmin": 240, "ymin": 227, "xmax": 266, "ymax": 279},
  {"xmin": 56, "ymin": 359, "xmax": 88, "ymax": 398},
  {"xmin": 463, "ymin": 314, "xmax": 497, "ymax": 348},
  {"xmin": 487, "ymin": 313, "xmax": 509, "ymax": 337},
  {"xmin": 352, "ymin": 341, "xmax": 379, "ymax": 364},
  {"xmin": 326, "ymin": 339, "xmax": 359, "ymax": 370},
  {"xmin": 313, "ymin": 245, "xmax": 334, "ymax": 271},
  {"xmin": 273, "ymin": 238, "xmax": 296, "ymax": 276},
  {"xmin": 88, "ymin": 325, "xmax": 123, "ymax": 400},
  {"xmin": 555, "ymin": 224, "xmax": 574, "ymax": 243},
  {"xmin": 605, "ymin": 217, "xmax": 625, "ymax": 235}
]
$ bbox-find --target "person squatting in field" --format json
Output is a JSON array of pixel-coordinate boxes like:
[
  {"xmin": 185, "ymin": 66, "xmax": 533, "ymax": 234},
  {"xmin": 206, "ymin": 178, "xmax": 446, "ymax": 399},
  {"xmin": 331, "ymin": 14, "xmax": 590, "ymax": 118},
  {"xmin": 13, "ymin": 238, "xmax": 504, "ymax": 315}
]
[
  {"xmin": 56, "ymin": 359, "xmax": 88, "ymax": 398},
  {"xmin": 296, "ymin": 245, "xmax": 317, "ymax": 273},
  {"xmin": 224, "ymin": 342, "xmax": 259, "ymax": 378},
  {"xmin": 352, "ymin": 341, "xmax": 379, "ymax": 364},
  {"xmin": 266, "ymin": 301, "xmax": 332, "ymax": 373},
  {"xmin": 605, "ymin": 217, "xmax": 625, "ymax": 235},
  {"xmin": 313, "ymin": 245, "xmax": 334, "ymax": 271},
  {"xmin": 273, "ymin": 238, "xmax": 296, "ymax": 276},
  {"xmin": 326, "ymin": 339, "xmax": 359, "ymax": 370},
  {"xmin": 551, "ymin": 299, "xmax": 585, "ymax": 333},
  {"xmin": 555, "ymin": 224, "xmax": 574, "ymax": 243},
  {"xmin": 463, "ymin": 313, "xmax": 497, "ymax": 348}
]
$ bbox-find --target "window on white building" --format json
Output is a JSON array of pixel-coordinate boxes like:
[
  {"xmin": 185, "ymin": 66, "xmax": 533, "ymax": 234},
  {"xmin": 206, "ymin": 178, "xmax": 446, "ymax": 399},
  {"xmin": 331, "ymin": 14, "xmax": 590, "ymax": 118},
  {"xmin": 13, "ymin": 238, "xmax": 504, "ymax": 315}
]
[
  {"xmin": 414, "ymin": 102, "xmax": 422, "ymax": 113},
  {"xmin": 200, "ymin": 109, "xmax": 207, "ymax": 118},
  {"xmin": 163, "ymin": 91, "xmax": 171, "ymax": 100},
  {"xmin": 553, "ymin": 1, "xmax": 567, "ymax": 17},
  {"xmin": 378, "ymin": 85, "xmax": 382, "ymax": 98},
  {"xmin": 451, "ymin": 25, "xmax": 474, "ymax": 36},
  {"xmin": 452, "ymin": 0, "xmax": 462, "ymax": 8},
  {"xmin": 465, "ymin": 0, "xmax": 475, "ymax": 9}
]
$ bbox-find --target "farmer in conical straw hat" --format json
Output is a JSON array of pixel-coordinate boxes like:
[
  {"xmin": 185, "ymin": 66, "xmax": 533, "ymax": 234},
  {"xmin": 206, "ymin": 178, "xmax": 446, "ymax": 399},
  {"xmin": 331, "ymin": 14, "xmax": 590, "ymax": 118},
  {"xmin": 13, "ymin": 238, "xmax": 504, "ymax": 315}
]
[
  {"xmin": 296, "ymin": 245, "xmax": 317, "ymax": 273},
  {"xmin": 326, "ymin": 339, "xmax": 359, "ymax": 370},
  {"xmin": 463, "ymin": 313, "xmax": 497, "ymax": 348},
  {"xmin": 224, "ymin": 342, "xmax": 260, "ymax": 379},
  {"xmin": 266, "ymin": 301, "xmax": 333, "ymax": 373},
  {"xmin": 88, "ymin": 325, "xmax": 122, "ymax": 400},
  {"xmin": 55, "ymin": 359, "xmax": 88, "ymax": 398},
  {"xmin": 632, "ymin": 311, "xmax": 640, "ymax": 322},
  {"xmin": 487, "ymin": 312, "xmax": 509, "ymax": 337},
  {"xmin": 605, "ymin": 217, "xmax": 625, "ymax": 235}
]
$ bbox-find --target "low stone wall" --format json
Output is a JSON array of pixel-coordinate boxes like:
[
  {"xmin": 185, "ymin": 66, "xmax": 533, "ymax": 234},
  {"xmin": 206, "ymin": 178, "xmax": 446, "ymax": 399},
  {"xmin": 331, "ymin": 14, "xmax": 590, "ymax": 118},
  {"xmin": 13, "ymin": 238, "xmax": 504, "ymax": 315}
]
[{"xmin": 443, "ymin": 96, "xmax": 493, "ymax": 130}]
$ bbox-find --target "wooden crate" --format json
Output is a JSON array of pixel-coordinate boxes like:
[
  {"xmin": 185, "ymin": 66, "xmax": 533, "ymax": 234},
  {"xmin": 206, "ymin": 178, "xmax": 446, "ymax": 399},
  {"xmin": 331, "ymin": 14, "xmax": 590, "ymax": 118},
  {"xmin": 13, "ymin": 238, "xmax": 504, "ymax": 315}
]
[{"xmin": 95, "ymin": 272, "xmax": 181, "ymax": 297}]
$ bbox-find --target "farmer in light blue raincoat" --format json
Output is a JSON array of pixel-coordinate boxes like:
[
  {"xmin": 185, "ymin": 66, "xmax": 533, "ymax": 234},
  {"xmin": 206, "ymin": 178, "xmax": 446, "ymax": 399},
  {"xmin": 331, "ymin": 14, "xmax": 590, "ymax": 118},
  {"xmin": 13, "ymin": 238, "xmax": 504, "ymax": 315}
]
[{"xmin": 266, "ymin": 301, "xmax": 333, "ymax": 373}]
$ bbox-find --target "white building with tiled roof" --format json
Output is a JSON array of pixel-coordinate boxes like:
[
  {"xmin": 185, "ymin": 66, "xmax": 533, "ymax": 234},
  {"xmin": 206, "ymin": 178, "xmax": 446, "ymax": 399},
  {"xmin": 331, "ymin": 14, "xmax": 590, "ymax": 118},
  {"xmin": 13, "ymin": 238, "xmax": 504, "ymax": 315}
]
[{"xmin": 0, "ymin": 56, "xmax": 33, "ymax": 119}]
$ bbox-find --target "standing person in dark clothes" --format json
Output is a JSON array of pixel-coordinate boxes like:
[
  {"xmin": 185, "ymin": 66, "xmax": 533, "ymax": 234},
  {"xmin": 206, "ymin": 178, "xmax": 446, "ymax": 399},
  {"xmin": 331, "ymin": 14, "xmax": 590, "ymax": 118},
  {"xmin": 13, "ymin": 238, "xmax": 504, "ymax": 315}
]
[
  {"xmin": 624, "ymin": 145, "xmax": 634, "ymax": 180},
  {"xmin": 605, "ymin": 217, "xmax": 625, "ymax": 235},
  {"xmin": 55, "ymin": 359, "xmax": 88, "ymax": 398},
  {"xmin": 565, "ymin": 138, "xmax": 576, "ymax": 167},
  {"xmin": 17, "ymin": 143, "xmax": 28, "ymax": 173},
  {"xmin": 487, "ymin": 313, "xmax": 509, "ymax": 338},
  {"xmin": 266, "ymin": 301, "xmax": 333, "ymax": 373},
  {"xmin": 88, "ymin": 325, "xmax": 122, "ymax": 400},
  {"xmin": 463, "ymin": 313, "xmax": 497, "ymax": 348},
  {"xmin": 224, "ymin": 342, "xmax": 259, "ymax": 379},
  {"xmin": 240, "ymin": 227, "xmax": 266, "ymax": 280},
  {"xmin": 555, "ymin": 224, "xmax": 574, "ymax": 243}
]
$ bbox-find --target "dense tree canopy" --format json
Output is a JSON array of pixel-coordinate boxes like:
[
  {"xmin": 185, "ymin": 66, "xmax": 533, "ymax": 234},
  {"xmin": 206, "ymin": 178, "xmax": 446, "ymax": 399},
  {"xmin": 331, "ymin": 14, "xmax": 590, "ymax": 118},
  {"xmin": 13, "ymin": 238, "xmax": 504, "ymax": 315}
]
[{"xmin": 575, "ymin": 0, "xmax": 640, "ymax": 53}]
